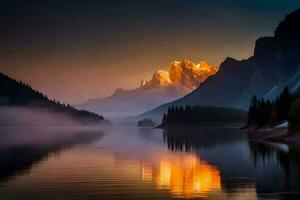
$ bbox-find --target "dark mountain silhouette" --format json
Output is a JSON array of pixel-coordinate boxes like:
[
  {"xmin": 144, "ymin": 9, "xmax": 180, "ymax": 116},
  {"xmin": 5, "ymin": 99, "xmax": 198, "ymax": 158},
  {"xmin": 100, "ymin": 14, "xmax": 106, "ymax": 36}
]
[
  {"xmin": 139, "ymin": 9, "xmax": 300, "ymax": 121},
  {"xmin": 0, "ymin": 73, "xmax": 104, "ymax": 124}
]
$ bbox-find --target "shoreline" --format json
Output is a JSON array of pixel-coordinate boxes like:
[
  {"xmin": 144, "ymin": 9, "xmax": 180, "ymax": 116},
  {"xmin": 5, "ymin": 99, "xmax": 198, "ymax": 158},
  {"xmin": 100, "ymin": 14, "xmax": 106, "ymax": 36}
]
[
  {"xmin": 247, "ymin": 126, "xmax": 300, "ymax": 149},
  {"xmin": 157, "ymin": 122, "xmax": 246, "ymax": 129}
]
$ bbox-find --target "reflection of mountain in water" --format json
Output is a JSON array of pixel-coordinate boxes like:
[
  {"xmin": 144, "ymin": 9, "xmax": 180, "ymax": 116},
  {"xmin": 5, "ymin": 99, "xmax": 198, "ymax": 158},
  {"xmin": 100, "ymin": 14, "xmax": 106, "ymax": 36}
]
[
  {"xmin": 2, "ymin": 126, "xmax": 300, "ymax": 199},
  {"xmin": 162, "ymin": 127, "xmax": 244, "ymax": 152},
  {"xmin": 141, "ymin": 154, "xmax": 221, "ymax": 198},
  {"xmin": 0, "ymin": 129, "xmax": 102, "ymax": 183},
  {"xmin": 162, "ymin": 127, "xmax": 300, "ymax": 199},
  {"xmin": 162, "ymin": 127, "xmax": 256, "ymax": 193},
  {"xmin": 249, "ymin": 142, "xmax": 300, "ymax": 198}
]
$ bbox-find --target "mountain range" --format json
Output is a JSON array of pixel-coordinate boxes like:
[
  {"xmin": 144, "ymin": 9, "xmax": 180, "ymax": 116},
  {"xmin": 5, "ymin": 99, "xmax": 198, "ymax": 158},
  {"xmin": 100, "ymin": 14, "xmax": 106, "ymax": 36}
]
[
  {"xmin": 139, "ymin": 8, "xmax": 300, "ymax": 122},
  {"xmin": 76, "ymin": 60, "xmax": 218, "ymax": 119}
]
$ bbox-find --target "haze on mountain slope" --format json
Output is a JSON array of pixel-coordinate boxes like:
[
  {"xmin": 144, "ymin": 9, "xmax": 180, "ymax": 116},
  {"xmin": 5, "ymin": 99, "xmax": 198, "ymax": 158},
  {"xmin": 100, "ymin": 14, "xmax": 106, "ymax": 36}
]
[{"xmin": 76, "ymin": 60, "xmax": 218, "ymax": 119}]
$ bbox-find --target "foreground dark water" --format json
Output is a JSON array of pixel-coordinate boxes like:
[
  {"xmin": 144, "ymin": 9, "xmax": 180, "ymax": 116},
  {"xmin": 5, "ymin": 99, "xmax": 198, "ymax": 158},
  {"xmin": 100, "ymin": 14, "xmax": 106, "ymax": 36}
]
[{"xmin": 0, "ymin": 125, "xmax": 300, "ymax": 200}]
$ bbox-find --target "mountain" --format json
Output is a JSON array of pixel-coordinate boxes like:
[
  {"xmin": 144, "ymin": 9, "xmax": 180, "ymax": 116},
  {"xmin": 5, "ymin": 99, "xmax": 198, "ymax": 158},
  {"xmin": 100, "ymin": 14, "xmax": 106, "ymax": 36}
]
[
  {"xmin": 76, "ymin": 59, "xmax": 218, "ymax": 119},
  {"xmin": 140, "ymin": 9, "xmax": 300, "ymax": 122},
  {"xmin": 141, "ymin": 60, "xmax": 218, "ymax": 90},
  {"xmin": 0, "ymin": 73, "xmax": 104, "ymax": 124}
]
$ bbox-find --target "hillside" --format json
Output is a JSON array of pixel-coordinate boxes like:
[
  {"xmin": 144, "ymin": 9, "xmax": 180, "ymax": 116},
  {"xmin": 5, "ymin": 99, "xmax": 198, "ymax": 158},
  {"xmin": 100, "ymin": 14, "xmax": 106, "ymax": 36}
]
[{"xmin": 0, "ymin": 73, "xmax": 104, "ymax": 124}]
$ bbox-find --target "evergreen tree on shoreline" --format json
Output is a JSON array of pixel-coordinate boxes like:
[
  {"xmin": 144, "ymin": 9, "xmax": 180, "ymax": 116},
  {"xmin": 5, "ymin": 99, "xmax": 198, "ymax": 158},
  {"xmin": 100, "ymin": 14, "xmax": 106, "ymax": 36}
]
[
  {"xmin": 161, "ymin": 105, "xmax": 247, "ymax": 126},
  {"xmin": 247, "ymin": 86, "xmax": 293, "ymax": 128}
]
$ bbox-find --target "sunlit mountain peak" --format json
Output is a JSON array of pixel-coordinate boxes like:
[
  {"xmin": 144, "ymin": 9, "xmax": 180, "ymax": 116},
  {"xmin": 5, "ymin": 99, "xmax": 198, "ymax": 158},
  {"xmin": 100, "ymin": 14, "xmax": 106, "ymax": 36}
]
[
  {"xmin": 141, "ymin": 59, "xmax": 218, "ymax": 90},
  {"xmin": 141, "ymin": 70, "xmax": 172, "ymax": 89}
]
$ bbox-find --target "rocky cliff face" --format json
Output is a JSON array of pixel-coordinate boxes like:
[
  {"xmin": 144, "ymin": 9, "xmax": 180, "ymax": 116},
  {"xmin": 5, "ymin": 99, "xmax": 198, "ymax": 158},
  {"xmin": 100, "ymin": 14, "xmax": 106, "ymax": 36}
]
[
  {"xmin": 141, "ymin": 59, "xmax": 218, "ymax": 90},
  {"xmin": 141, "ymin": 70, "xmax": 172, "ymax": 89},
  {"xmin": 169, "ymin": 60, "xmax": 218, "ymax": 90},
  {"xmin": 139, "ymin": 9, "xmax": 300, "ymax": 121},
  {"xmin": 275, "ymin": 9, "xmax": 300, "ymax": 63}
]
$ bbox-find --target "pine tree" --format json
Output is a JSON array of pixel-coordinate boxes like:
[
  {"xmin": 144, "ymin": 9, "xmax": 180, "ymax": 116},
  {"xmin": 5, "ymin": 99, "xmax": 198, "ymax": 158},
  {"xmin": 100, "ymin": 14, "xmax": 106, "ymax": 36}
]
[
  {"xmin": 247, "ymin": 86, "xmax": 295, "ymax": 128},
  {"xmin": 248, "ymin": 96, "xmax": 258, "ymax": 125},
  {"xmin": 162, "ymin": 105, "xmax": 247, "ymax": 126},
  {"xmin": 162, "ymin": 113, "xmax": 167, "ymax": 125},
  {"xmin": 275, "ymin": 86, "xmax": 292, "ymax": 122}
]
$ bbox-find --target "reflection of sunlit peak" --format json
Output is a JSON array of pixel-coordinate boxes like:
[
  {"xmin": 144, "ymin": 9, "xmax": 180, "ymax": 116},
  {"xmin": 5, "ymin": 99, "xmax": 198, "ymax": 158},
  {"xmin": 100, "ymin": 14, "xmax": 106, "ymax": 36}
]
[
  {"xmin": 193, "ymin": 181, "xmax": 201, "ymax": 192},
  {"xmin": 157, "ymin": 161, "xmax": 172, "ymax": 188},
  {"xmin": 143, "ymin": 153, "xmax": 221, "ymax": 198},
  {"xmin": 141, "ymin": 163, "xmax": 153, "ymax": 181}
]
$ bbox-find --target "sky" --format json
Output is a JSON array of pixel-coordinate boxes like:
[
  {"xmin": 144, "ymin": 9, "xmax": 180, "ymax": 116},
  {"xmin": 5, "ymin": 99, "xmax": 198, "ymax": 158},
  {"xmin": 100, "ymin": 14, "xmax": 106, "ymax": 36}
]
[{"xmin": 1, "ymin": 0, "xmax": 300, "ymax": 104}]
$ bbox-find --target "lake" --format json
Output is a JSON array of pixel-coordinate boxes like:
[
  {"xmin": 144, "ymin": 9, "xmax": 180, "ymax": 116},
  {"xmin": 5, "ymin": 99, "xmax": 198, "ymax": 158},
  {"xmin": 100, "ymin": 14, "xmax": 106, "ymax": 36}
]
[{"xmin": 0, "ymin": 125, "xmax": 300, "ymax": 200}]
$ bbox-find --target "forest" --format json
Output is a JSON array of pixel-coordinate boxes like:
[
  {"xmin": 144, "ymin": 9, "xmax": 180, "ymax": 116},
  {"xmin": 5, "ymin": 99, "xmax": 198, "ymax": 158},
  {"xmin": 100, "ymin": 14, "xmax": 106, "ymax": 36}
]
[
  {"xmin": 160, "ymin": 105, "xmax": 247, "ymax": 127},
  {"xmin": 247, "ymin": 87, "xmax": 300, "ymax": 132},
  {"xmin": 0, "ymin": 73, "xmax": 104, "ymax": 124}
]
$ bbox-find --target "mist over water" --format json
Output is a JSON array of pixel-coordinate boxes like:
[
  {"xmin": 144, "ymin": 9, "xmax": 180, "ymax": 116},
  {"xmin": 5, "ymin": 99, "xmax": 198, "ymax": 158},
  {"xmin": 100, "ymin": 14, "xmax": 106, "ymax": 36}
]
[
  {"xmin": 1, "ymin": 124, "xmax": 300, "ymax": 200},
  {"xmin": 0, "ymin": 107, "xmax": 297, "ymax": 199},
  {"xmin": 0, "ymin": 106, "xmax": 86, "ymax": 126}
]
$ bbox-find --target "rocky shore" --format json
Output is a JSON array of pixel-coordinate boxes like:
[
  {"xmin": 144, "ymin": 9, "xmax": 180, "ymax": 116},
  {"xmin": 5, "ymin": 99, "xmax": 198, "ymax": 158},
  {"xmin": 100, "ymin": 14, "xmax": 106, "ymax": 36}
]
[{"xmin": 247, "ymin": 126, "xmax": 300, "ymax": 148}]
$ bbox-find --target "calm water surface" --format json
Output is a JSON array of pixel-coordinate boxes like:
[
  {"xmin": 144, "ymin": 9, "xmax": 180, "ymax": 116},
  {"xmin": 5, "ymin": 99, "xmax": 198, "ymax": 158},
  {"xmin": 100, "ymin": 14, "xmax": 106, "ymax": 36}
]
[{"xmin": 0, "ymin": 125, "xmax": 300, "ymax": 200}]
